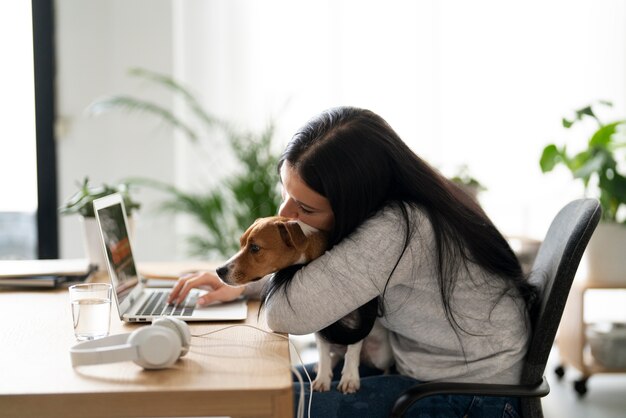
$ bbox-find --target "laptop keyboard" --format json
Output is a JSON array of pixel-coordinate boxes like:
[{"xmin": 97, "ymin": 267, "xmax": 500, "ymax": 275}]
[{"xmin": 136, "ymin": 291, "xmax": 197, "ymax": 317}]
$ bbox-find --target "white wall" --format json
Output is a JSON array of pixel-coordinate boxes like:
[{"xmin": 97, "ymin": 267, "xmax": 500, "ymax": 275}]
[
  {"xmin": 55, "ymin": 0, "xmax": 626, "ymax": 261},
  {"xmin": 56, "ymin": 0, "xmax": 178, "ymax": 261},
  {"xmin": 435, "ymin": 0, "xmax": 626, "ymax": 236}
]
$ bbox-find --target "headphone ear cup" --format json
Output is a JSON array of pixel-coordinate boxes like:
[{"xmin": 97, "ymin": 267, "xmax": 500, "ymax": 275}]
[
  {"xmin": 151, "ymin": 317, "xmax": 191, "ymax": 356},
  {"xmin": 127, "ymin": 326, "xmax": 181, "ymax": 369}
]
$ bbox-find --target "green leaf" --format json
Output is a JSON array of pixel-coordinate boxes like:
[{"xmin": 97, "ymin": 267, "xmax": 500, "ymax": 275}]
[
  {"xmin": 59, "ymin": 176, "xmax": 141, "ymax": 217},
  {"xmin": 86, "ymin": 95, "xmax": 199, "ymax": 141},
  {"xmin": 598, "ymin": 100, "xmax": 613, "ymax": 108},
  {"xmin": 128, "ymin": 67, "xmax": 230, "ymax": 134},
  {"xmin": 539, "ymin": 144, "xmax": 561, "ymax": 172},
  {"xmin": 589, "ymin": 121, "xmax": 625, "ymax": 147},
  {"xmin": 576, "ymin": 106, "xmax": 595, "ymax": 120},
  {"xmin": 598, "ymin": 171, "xmax": 626, "ymax": 222},
  {"xmin": 572, "ymin": 151, "xmax": 606, "ymax": 180}
]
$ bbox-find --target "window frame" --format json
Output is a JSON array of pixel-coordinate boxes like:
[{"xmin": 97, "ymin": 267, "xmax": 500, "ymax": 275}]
[{"xmin": 32, "ymin": 0, "xmax": 58, "ymax": 259}]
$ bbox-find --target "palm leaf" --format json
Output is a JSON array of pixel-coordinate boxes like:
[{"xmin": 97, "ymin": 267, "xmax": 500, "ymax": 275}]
[
  {"xmin": 86, "ymin": 95, "xmax": 199, "ymax": 141},
  {"xmin": 90, "ymin": 69, "xmax": 283, "ymax": 258},
  {"xmin": 128, "ymin": 67, "xmax": 230, "ymax": 135}
]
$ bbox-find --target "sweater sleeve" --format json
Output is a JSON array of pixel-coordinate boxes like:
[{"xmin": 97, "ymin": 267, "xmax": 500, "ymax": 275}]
[
  {"xmin": 264, "ymin": 206, "xmax": 411, "ymax": 334},
  {"xmin": 242, "ymin": 275, "xmax": 268, "ymax": 299}
]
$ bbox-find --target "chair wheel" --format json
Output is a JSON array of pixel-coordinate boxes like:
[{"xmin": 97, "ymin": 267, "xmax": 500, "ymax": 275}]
[
  {"xmin": 554, "ymin": 365, "xmax": 565, "ymax": 379},
  {"xmin": 574, "ymin": 378, "xmax": 588, "ymax": 397}
]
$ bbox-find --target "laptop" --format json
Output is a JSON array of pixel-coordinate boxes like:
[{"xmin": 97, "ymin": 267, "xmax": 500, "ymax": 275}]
[{"xmin": 92, "ymin": 193, "xmax": 248, "ymax": 322}]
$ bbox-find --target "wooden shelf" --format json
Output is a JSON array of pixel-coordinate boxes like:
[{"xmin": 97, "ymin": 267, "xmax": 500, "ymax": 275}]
[{"xmin": 558, "ymin": 278, "xmax": 626, "ymax": 379}]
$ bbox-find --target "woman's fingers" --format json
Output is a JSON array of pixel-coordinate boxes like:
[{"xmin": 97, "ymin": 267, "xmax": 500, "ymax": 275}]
[
  {"xmin": 167, "ymin": 278, "xmax": 186, "ymax": 303},
  {"xmin": 196, "ymin": 284, "xmax": 245, "ymax": 306},
  {"xmin": 167, "ymin": 270, "xmax": 246, "ymax": 306},
  {"xmin": 167, "ymin": 271, "xmax": 220, "ymax": 304}
]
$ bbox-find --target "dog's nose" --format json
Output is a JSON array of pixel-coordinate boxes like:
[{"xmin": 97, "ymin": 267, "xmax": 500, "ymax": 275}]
[{"xmin": 216, "ymin": 265, "xmax": 229, "ymax": 280}]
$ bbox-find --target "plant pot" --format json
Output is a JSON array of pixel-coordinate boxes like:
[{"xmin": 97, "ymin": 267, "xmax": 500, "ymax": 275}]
[
  {"xmin": 79, "ymin": 216, "xmax": 134, "ymax": 271},
  {"xmin": 585, "ymin": 222, "xmax": 626, "ymax": 284}
]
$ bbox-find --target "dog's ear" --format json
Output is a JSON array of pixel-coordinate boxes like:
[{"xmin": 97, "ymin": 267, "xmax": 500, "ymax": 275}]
[
  {"xmin": 239, "ymin": 225, "xmax": 254, "ymax": 247},
  {"xmin": 276, "ymin": 221, "xmax": 307, "ymax": 250}
]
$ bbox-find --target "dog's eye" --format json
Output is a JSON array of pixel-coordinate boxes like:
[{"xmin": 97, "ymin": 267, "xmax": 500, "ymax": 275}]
[{"xmin": 250, "ymin": 244, "xmax": 260, "ymax": 253}]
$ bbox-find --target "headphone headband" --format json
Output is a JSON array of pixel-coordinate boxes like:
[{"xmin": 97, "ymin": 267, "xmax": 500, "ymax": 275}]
[
  {"xmin": 69, "ymin": 317, "xmax": 190, "ymax": 370},
  {"xmin": 70, "ymin": 333, "xmax": 138, "ymax": 366}
]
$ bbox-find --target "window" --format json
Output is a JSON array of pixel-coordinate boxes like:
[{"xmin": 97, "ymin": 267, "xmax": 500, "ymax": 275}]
[{"xmin": 0, "ymin": 0, "xmax": 57, "ymax": 259}]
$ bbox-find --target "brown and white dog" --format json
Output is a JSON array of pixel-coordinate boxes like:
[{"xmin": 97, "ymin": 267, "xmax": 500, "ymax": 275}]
[{"xmin": 216, "ymin": 216, "xmax": 393, "ymax": 394}]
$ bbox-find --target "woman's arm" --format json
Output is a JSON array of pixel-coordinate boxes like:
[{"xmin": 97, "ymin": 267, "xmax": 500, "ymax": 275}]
[{"xmin": 265, "ymin": 206, "xmax": 413, "ymax": 334}]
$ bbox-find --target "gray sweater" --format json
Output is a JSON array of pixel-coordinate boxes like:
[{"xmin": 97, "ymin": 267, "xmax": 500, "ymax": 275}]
[{"xmin": 258, "ymin": 204, "xmax": 531, "ymax": 384}]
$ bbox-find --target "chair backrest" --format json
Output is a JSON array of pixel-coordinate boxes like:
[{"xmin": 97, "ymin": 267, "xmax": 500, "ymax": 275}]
[{"xmin": 521, "ymin": 198, "xmax": 601, "ymax": 385}]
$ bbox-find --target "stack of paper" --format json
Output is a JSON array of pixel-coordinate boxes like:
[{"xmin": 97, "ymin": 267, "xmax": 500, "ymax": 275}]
[{"xmin": 0, "ymin": 259, "xmax": 96, "ymax": 288}]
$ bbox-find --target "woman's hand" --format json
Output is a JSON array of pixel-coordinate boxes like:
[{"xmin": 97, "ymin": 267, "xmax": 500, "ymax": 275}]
[{"xmin": 167, "ymin": 271, "xmax": 245, "ymax": 306}]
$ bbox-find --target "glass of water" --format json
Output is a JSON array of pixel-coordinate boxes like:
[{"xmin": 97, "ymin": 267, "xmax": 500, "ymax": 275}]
[{"xmin": 69, "ymin": 283, "xmax": 112, "ymax": 341}]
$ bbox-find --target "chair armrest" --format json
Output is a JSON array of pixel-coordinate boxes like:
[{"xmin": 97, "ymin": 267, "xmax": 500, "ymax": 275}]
[{"xmin": 390, "ymin": 376, "xmax": 549, "ymax": 418}]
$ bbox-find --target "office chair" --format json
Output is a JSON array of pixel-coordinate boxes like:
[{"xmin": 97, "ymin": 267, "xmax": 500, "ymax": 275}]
[{"xmin": 390, "ymin": 198, "xmax": 602, "ymax": 418}]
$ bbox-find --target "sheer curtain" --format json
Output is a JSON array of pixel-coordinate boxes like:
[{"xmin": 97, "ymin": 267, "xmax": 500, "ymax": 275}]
[{"xmin": 173, "ymin": 0, "xmax": 626, "ymax": 241}]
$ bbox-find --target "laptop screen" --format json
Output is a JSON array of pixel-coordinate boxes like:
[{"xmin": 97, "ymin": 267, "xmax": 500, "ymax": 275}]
[{"xmin": 94, "ymin": 199, "xmax": 139, "ymax": 305}]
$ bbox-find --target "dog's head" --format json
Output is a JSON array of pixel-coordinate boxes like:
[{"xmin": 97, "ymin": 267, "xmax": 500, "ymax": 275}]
[{"xmin": 216, "ymin": 216, "xmax": 326, "ymax": 286}]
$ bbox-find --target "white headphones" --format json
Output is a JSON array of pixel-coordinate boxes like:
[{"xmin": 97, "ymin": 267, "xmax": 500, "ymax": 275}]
[{"xmin": 70, "ymin": 317, "xmax": 191, "ymax": 370}]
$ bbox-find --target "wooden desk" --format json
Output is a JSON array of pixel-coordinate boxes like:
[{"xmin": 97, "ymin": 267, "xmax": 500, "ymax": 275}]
[{"xmin": 0, "ymin": 263, "xmax": 293, "ymax": 418}]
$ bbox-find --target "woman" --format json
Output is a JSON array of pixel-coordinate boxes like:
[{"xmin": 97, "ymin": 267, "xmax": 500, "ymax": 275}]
[{"xmin": 169, "ymin": 106, "xmax": 537, "ymax": 417}]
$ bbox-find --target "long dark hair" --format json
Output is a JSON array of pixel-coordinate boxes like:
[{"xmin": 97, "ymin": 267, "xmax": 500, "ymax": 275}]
[{"xmin": 264, "ymin": 106, "xmax": 538, "ymax": 345}]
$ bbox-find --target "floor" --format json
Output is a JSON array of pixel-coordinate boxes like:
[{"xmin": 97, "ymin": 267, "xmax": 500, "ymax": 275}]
[
  {"xmin": 542, "ymin": 290, "xmax": 626, "ymax": 417},
  {"xmin": 542, "ymin": 348, "xmax": 626, "ymax": 418},
  {"xmin": 289, "ymin": 335, "xmax": 626, "ymax": 418}
]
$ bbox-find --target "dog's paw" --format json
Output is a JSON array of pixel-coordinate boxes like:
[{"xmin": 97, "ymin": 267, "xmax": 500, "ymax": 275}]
[
  {"xmin": 337, "ymin": 375, "xmax": 360, "ymax": 394},
  {"xmin": 312, "ymin": 377, "xmax": 332, "ymax": 392}
]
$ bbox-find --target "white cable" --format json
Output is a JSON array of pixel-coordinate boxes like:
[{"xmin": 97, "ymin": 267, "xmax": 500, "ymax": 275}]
[
  {"xmin": 291, "ymin": 364, "xmax": 306, "ymax": 418},
  {"xmin": 192, "ymin": 324, "xmax": 313, "ymax": 418}
]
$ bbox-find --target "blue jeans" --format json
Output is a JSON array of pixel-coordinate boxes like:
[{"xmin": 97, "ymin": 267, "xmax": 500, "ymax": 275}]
[{"xmin": 293, "ymin": 362, "xmax": 521, "ymax": 418}]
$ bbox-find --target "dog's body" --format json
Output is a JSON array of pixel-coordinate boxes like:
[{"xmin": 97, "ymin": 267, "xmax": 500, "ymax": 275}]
[
  {"xmin": 217, "ymin": 216, "xmax": 393, "ymax": 393},
  {"xmin": 313, "ymin": 313, "xmax": 393, "ymax": 393}
]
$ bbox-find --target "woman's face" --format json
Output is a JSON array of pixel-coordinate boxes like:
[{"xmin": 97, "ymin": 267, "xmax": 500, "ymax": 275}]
[{"xmin": 278, "ymin": 163, "xmax": 335, "ymax": 231}]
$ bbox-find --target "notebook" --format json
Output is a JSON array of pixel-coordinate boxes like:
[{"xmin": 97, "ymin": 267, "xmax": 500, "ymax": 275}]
[{"xmin": 92, "ymin": 193, "xmax": 248, "ymax": 322}]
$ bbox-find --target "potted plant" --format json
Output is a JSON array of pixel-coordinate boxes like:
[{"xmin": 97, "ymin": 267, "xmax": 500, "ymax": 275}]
[
  {"xmin": 449, "ymin": 164, "xmax": 486, "ymax": 202},
  {"xmin": 447, "ymin": 165, "xmax": 541, "ymax": 273},
  {"xmin": 540, "ymin": 100, "xmax": 626, "ymax": 283},
  {"xmin": 86, "ymin": 68, "xmax": 281, "ymax": 259},
  {"xmin": 60, "ymin": 177, "xmax": 140, "ymax": 269}
]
